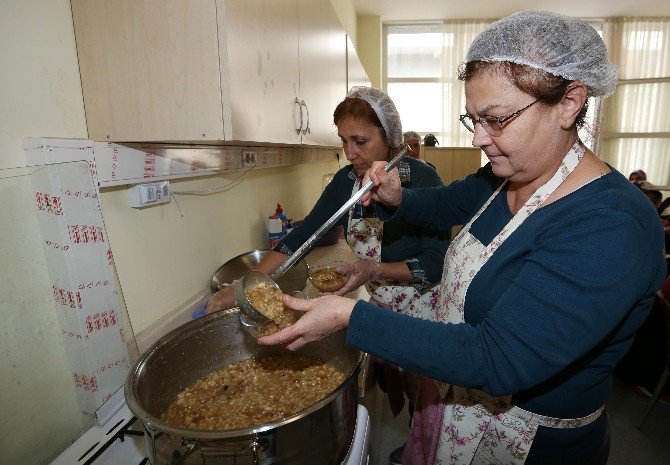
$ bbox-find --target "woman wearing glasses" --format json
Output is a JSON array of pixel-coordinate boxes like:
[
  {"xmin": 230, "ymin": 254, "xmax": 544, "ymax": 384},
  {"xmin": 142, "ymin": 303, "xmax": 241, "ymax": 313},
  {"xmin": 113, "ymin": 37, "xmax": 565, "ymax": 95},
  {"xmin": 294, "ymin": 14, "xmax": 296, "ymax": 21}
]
[{"xmin": 259, "ymin": 11, "xmax": 666, "ymax": 465}]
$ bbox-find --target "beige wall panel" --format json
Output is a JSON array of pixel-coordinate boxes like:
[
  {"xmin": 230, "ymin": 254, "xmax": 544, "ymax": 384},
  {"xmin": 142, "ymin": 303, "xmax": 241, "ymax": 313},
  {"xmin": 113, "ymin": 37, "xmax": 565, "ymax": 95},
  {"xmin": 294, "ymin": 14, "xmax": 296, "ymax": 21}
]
[
  {"xmin": 423, "ymin": 147, "xmax": 454, "ymax": 184},
  {"xmin": 452, "ymin": 148, "xmax": 483, "ymax": 181}
]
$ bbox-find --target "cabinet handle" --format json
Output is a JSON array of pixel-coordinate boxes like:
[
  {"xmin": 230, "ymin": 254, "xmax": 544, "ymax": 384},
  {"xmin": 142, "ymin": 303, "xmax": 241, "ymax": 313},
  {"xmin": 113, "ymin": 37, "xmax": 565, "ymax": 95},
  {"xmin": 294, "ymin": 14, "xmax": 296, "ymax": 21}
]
[
  {"xmin": 293, "ymin": 97, "xmax": 303, "ymax": 135},
  {"xmin": 301, "ymin": 100, "xmax": 310, "ymax": 135}
]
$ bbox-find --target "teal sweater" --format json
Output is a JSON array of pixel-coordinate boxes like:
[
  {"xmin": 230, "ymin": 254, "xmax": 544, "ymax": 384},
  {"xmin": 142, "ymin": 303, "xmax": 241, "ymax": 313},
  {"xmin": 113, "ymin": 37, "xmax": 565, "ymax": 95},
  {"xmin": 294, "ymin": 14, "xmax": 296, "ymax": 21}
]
[
  {"xmin": 348, "ymin": 164, "xmax": 666, "ymax": 464},
  {"xmin": 275, "ymin": 157, "xmax": 449, "ymax": 287}
]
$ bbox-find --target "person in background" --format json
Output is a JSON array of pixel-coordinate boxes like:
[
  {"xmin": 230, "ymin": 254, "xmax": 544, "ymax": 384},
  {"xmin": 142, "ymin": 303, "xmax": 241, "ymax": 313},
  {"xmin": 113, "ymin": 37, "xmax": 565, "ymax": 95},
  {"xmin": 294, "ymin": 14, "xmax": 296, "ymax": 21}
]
[
  {"xmin": 422, "ymin": 133, "xmax": 439, "ymax": 147},
  {"xmin": 629, "ymin": 169, "xmax": 647, "ymax": 181},
  {"xmin": 632, "ymin": 180, "xmax": 669, "ymax": 252},
  {"xmin": 403, "ymin": 131, "xmax": 422, "ymax": 159},
  {"xmin": 258, "ymin": 11, "xmax": 666, "ymax": 465},
  {"xmin": 633, "ymin": 180, "xmax": 663, "ymax": 209},
  {"xmin": 403, "ymin": 130, "xmax": 436, "ymax": 171},
  {"xmin": 207, "ymin": 88, "xmax": 450, "ymax": 464}
]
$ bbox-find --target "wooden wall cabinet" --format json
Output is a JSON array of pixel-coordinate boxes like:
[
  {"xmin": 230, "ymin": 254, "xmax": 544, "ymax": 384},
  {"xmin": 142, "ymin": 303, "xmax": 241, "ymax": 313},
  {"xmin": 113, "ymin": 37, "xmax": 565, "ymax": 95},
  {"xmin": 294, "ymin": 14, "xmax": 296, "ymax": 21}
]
[
  {"xmin": 71, "ymin": 0, "xmax": 349, "ymax": 145},
  {"xmin": 423, "ymin": 147, "xmax": 483, "ymax": 238},
  {"xmin": 422, "ymin": 147, "xmax": 482, "ymax": 185}
]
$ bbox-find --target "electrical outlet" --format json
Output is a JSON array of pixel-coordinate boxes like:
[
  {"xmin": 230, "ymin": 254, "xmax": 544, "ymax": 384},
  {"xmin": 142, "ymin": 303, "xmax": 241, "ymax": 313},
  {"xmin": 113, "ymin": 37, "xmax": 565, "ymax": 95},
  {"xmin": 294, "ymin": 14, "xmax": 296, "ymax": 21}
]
[
  {"xmin": 129, "ymin": 181, "xmax": 170, "ymax": 208},
  {"xmin": 242, "ymin": 150, "xmax": 257, "ymax": 168}
]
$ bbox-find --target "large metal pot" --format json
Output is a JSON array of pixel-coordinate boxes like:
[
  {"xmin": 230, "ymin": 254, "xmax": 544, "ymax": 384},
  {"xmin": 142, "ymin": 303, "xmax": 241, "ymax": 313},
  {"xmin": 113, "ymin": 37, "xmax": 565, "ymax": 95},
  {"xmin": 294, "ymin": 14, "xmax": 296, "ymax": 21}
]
[{"xmin": 125, "ymin": 307, "xmax": 361, "ymax": 465}]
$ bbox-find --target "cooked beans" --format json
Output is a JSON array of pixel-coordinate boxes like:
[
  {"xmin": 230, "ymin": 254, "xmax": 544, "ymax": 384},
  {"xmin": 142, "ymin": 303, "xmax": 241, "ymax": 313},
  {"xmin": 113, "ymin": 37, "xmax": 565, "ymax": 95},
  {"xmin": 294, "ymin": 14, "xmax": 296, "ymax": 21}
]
[
  {"xmin": 245, "ymin": 284, "xmax": 294, "ymax": 323},
  {"xmin": 309, "ymin": 268, "xmax": 348, "ymax": 292},
  {"xmin": 162, "ymin": 355, "xmax": 345, "ymax": 430}
]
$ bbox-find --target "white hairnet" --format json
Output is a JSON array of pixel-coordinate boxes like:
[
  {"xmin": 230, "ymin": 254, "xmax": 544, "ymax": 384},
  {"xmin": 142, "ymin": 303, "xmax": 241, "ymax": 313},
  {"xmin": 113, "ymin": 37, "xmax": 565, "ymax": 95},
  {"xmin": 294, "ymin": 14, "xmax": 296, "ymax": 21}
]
[
  {"xmin": 347, "ymin": 86, "xmax": 403, "ymax": 148},
  {"xmin": 466, "ymin": 11, "xmax": 618, "ymax": 97}
]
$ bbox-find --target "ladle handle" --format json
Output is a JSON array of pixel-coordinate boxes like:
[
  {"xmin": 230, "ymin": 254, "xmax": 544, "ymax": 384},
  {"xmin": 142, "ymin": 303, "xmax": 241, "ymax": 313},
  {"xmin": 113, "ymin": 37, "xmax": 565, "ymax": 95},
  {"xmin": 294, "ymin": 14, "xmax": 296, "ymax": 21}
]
[{"xmin": 271, "ymin": 145, "xmax": 409, "ymax": 280}]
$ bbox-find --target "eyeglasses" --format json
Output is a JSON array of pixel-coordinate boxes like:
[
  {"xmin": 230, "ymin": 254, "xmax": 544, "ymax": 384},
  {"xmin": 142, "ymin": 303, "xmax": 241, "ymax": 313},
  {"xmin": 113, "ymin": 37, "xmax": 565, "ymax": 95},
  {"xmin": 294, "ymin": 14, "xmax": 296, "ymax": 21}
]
[{"xmin": 459, "ymin": 100, "xmax": 539, "ymax": 136}]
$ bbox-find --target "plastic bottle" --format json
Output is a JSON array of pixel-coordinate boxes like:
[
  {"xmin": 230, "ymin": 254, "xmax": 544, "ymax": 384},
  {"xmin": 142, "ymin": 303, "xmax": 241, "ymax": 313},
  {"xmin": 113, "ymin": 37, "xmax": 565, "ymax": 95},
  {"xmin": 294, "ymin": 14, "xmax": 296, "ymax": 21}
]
[
  {"xmin": 275, "ymin": 203, "xmax": 289, "ymax": 232},
  {"xmin": 268, "ymin": 215, "xmax": 283, "ymax": 249}
]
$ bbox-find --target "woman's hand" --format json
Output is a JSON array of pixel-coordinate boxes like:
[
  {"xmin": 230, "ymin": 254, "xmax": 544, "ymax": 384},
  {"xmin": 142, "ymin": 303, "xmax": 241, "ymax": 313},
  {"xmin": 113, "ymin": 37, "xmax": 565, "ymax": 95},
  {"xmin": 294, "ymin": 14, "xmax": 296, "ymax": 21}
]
[
  {"xmin": 206, "ymin": 281, "xmax": 238, "ymax": 314},
  {"xmin": 361, "ymin": 161, "xmax": 402, "ymax": 207},
  {"xmin": 257, "ymin": 294, "xmax": 356, "ymax": 351},
  {"xmin": 333, "ymin": 260, "xmax": 381, "ymax": 295}
]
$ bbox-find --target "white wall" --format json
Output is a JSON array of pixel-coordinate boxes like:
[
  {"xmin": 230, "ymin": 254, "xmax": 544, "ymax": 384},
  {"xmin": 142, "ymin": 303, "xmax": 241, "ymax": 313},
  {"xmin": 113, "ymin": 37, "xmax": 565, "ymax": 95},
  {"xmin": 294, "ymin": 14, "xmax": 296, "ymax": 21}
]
[
  {"xmin": 100, "ymin": 159, "xmax": 340, "ymax": 334},
  {"xmin": 0, "ymin": 0, "xmax": 91, "ymax": 463},
  {"xmin": 330, "ymin": 0, "xmax": 357, "ymax": 43},
  {"xmin": 0, "ymin": 1, "xmax": 343, "ymax": 463}
]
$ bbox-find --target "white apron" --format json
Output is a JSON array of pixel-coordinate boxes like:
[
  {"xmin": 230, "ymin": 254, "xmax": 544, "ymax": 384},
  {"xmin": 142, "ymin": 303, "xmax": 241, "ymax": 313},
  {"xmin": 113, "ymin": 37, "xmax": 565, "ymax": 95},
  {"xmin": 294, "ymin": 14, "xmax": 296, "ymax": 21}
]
[{"xmin": 430, "ymin": 141, "xmax": 604, "ymax": 465}]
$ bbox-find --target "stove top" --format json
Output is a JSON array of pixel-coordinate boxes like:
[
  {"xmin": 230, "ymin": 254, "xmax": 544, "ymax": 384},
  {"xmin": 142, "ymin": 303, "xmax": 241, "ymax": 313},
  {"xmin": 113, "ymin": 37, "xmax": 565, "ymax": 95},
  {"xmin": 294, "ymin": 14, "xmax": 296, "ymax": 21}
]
[{"xmin": 51, "ymin": 402, "xmax": 370, "ymax": 465}]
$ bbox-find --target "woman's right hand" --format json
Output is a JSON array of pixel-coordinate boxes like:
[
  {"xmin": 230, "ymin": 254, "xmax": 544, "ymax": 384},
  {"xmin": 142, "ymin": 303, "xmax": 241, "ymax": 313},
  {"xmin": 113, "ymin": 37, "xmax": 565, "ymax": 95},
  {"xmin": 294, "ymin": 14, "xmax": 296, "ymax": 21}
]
[
  {"xmin": 361, "ymin": 161, "xmax": 402, "ymax": 208},
  {"xmin": 206, "ymin": 282, "xmax": 238, "ymax": 314},
  {"xmin": 257, "ymin": 294, "xmax": 355, "ymax": 351}
]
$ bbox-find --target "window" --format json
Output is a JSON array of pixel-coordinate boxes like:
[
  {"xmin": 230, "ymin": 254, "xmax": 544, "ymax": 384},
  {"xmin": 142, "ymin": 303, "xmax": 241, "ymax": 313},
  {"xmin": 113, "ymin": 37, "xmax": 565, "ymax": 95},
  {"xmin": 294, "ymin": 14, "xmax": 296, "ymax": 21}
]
[
  {"xmin": 384, "ymin": 21, "xmax": 492, "ymax": 149},
  {"xmin": 602, "ymin": 19, "xmax": 670, "ymax": 186},
  {"xmin": 384, "ymin": 19, "xmax": 670, "ymax": 187}
]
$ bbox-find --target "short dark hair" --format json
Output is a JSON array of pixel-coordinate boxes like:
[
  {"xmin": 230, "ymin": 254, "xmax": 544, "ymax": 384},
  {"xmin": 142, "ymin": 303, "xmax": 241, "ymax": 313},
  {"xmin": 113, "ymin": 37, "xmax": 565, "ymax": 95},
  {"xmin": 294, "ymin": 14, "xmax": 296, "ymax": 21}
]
[{"xmin": 333, "ymin": 97, "xmax": 387, "ymax": 144}]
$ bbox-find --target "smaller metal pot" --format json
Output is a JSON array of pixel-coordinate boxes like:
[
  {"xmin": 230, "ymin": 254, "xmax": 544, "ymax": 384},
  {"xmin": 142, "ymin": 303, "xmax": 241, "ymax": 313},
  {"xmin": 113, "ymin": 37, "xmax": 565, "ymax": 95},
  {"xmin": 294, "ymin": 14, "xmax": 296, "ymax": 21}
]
[{"xmin": 211, "ymin": 249, "xmax": 308, "ymax": 293}]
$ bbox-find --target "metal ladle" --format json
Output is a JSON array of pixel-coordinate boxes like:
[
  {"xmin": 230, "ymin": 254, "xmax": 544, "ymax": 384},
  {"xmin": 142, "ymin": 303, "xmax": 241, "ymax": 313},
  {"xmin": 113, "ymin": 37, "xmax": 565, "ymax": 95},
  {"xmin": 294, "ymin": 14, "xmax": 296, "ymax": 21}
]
[{"xmin": 237, "ymin": 145, "xmax": 409, "ymax": 325}]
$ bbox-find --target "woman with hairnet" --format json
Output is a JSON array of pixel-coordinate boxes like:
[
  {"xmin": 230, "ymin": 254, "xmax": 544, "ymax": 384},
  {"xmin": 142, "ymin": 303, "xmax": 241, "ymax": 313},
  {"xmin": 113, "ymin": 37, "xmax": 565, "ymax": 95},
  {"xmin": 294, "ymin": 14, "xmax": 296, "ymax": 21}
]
[
  {"xmin": 258, "ymin": 11, "xmax": 667, "ymax": 465},
  {"xmin": 207, "ymin": 86, "xmax": 448, "ymax": 318},
  {"xmin": 207, "ymin": 87, "xmax": 450, "ymax": 454}
]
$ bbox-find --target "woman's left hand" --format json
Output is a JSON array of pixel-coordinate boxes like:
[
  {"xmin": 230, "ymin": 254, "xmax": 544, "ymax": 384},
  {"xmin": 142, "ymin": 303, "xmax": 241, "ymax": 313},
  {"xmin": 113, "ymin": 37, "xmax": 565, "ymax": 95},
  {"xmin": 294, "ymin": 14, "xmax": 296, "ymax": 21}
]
[{"xmin": 257, "ymin": 294, "xmax": 356, "ymax": 350}]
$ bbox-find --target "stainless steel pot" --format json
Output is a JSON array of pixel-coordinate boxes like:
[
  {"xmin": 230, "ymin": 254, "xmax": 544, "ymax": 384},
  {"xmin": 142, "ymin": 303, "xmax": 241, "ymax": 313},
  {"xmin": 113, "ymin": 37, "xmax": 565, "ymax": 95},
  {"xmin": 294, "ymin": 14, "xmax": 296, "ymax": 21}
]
[
  {"xmin": 210, "ymin": 249, "xmax": 308, "ymax": 294},
  {"xmin": 125, "ymin": 307, "xmax": 362, "ymax": 465}
]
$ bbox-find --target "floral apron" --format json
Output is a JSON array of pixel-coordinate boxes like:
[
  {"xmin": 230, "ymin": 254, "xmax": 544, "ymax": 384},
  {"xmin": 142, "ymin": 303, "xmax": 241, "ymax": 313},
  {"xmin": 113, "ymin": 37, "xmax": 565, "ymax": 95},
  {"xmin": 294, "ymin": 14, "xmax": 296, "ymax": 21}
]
[
  {"xmin": 346, "ymin": 176, "xmax": 441, "ymax": 412},
  {"xmin": 345, "ymin": 177, "xmax": 440, "ymax": 319},
  {"xmin": 404, "ymin": 142, "xmax": 604, "ymax": 465}
]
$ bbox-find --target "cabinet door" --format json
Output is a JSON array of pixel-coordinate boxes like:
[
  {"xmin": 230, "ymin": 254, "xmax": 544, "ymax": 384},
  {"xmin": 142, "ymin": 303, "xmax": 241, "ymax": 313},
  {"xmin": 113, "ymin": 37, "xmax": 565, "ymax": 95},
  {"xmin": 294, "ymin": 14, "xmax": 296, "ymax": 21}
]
[
  {"xmin": 72, "ymin": 0, "xmax": 224, "ymax": 141},
  {"xmin": 297, "ymin": 0, "xmax": 347, "ymax": 146},
  {"xmin": 452, "ymin": 148, "xmax": 483, "ymax": 181},
  {"xmin": 346, "ymin": 35, "xmax": 369, "ymax": 91},
  {"xmin": 423, "ymin": 147, "xmax": 454, "ymax": 184},
  {"xmin": 220, "ymin": 0, "xmax": 302, "ymax": 144},
  {"xmin": 423, "ymin": 147, "xmax": 482, "ymax": 184}
]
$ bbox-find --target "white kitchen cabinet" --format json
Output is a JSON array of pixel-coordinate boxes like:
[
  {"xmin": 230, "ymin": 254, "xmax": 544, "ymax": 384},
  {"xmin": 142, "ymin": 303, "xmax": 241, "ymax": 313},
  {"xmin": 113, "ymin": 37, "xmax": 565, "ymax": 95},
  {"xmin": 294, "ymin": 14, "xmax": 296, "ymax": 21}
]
[
  {"xmin": 221, "ymin": 0, "xmax": 302, "ymax": 144},
  {"xmin": 71, "ymin": 0, "xmax": 349, "ymax": 146},
  {"xmin": 296, "ymin": 0, "xmax": 347, "ymax": 145},
  {"xmin": 71, "ymin": 0, "xmax": 225, "ymax": 142}
]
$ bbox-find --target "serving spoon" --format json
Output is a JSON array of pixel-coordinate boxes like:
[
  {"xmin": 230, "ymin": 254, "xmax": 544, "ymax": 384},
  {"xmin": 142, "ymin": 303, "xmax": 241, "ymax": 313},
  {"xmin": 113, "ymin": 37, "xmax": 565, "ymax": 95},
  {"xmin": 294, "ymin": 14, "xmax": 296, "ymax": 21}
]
[{"xmin": 237, "ymin": 145, "xmax": 410, "ymax": 325}]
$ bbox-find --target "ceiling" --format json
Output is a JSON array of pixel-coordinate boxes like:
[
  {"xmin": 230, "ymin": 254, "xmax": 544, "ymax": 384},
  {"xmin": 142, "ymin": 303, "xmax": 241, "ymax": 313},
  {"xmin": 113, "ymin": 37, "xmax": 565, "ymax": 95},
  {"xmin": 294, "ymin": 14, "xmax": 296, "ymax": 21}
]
[{"xmin": 353, "ymin": 0, "xmax": 670, "ymax": 22}]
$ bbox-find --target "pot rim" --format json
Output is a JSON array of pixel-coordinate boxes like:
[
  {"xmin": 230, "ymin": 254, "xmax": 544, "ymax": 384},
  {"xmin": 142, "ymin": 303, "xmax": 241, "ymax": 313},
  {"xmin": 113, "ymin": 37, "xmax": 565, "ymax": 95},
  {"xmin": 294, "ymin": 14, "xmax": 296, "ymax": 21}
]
[{"xmin": 124, "ymin": 308, "xmax": 362, "ymax": 439}]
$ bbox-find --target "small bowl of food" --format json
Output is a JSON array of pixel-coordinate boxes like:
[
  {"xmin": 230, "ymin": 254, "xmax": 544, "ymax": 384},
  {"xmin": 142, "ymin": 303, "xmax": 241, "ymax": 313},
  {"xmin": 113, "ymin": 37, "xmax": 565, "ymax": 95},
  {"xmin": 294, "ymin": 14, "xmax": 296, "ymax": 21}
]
[
  {"xmin": 308, "ymin": 262, "xmax": 350, "ymax": 293},
  {"xmin": 240, "ymin": 283, "xmax": 303, "ymax": 338}
]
